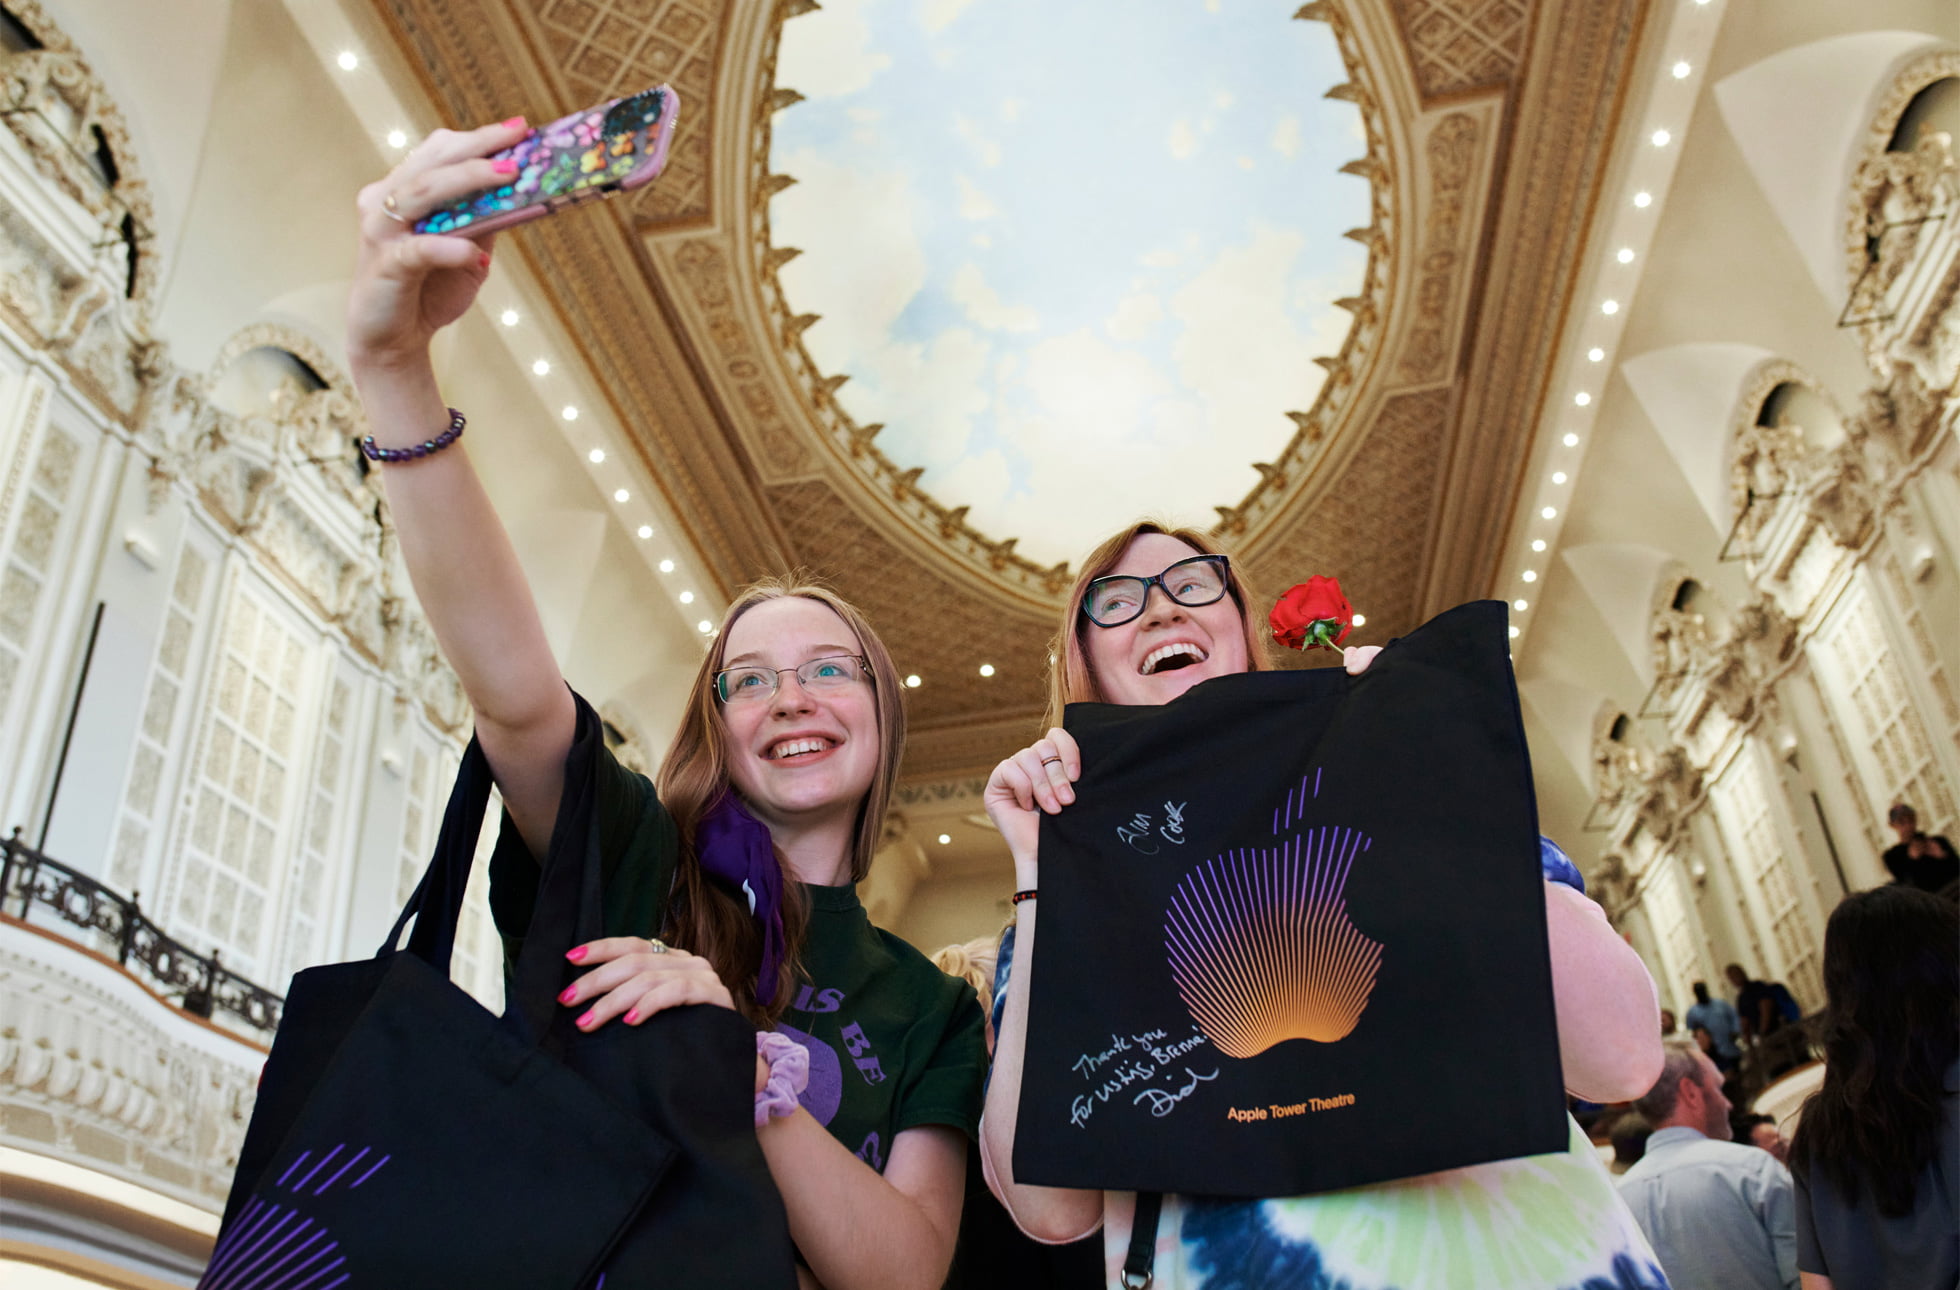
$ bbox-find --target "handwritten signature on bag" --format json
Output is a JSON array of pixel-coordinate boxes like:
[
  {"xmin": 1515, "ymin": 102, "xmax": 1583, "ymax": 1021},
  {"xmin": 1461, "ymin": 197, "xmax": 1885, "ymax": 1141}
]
[{"xmin": 1118, "ymin": 801, "xmax": 1189, "ymax": 854}]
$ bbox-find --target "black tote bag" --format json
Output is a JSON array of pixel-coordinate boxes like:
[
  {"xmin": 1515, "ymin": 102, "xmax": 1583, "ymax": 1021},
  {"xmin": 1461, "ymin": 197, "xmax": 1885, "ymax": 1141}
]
[
  {"xmin": 1013, "ymin": 600, "xmax": 1568, "ymax": 1198},
  {"xmin": 205, "ymin": 700, "xmax": 796, "ymax": 1289}
]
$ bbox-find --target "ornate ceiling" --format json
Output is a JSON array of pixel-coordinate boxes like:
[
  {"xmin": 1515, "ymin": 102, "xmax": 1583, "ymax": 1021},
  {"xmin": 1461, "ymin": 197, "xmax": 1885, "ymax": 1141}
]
[{"xmin": 370, "ymin": 0, "xmax": 1651, "ymax": 782}]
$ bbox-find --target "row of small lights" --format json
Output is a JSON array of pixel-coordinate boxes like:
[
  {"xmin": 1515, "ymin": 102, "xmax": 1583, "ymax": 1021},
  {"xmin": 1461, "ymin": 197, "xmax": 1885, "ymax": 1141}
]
[
  {"xmin": 1507, "ymin": 0, "xmax": 1714, "ymax": 643},
  {"xmin": 329, "ymin": 49, "xmax": 726, "ymax": 638}
]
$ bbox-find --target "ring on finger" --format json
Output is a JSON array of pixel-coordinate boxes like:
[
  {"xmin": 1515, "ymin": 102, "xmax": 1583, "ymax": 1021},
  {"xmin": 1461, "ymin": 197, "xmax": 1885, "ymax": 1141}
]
[
  {"xmin": 381, "ymin": 191, "xmax": 409, "ymax": 223},
  {"xmin": 645, "ymin": 937, "xmax": 669, "ymax": 955},
  {"xmin": 1040, "ymin": 756, "xmax": 1064, "ymax": 768}
]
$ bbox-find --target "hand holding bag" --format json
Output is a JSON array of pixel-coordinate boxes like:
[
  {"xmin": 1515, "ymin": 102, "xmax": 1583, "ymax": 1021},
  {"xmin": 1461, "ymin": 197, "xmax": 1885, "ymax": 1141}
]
[{"xmin": 204, "ymin": 699, "xmax": 796, "ymax": 1288}]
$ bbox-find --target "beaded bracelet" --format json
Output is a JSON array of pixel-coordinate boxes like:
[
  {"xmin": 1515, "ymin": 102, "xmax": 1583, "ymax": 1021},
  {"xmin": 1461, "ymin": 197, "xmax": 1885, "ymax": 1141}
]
[
  {"xmin": 755, "ymin": 1030, "xmax": 810, "ymax": 1128},
  {"xmin": 361, "ymin": 407, "xmax": 466, "ymax": 464},
  {"xmin": 1011, "ymin": 889, "xmax": 1038, "ymax": 905}
]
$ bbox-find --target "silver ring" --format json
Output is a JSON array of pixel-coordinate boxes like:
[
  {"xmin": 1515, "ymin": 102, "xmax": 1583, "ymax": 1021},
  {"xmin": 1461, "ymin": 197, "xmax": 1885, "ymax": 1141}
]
[
  {"xmin": 381, "ymin": 191, "xmax": 408, "ymax": 223},
  {"xmin": 645, "ymin": 937, "xmax": 668, "ymax": 955}
]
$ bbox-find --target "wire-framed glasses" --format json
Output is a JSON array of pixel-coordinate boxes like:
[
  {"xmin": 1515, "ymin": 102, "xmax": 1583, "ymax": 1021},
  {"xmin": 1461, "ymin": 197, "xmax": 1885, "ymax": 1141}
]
[
  {"xmin": 713, "ymin": 654, "xmax": 872, "ymax": 704},
  {"xmin": 1081, "ymin": 555, "xmax": 1233, "ymax": 628}
]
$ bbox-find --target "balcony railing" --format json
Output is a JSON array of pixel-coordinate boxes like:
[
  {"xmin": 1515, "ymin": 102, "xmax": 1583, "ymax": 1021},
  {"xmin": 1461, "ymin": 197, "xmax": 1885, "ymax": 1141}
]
[{"xmin": 0, "ymin": 827, "xmax": 282, "ymax": 1036}]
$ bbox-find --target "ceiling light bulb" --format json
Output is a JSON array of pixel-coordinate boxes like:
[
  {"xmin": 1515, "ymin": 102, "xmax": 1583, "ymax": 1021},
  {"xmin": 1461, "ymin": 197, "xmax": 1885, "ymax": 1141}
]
[
  {"xmin": 905, "ymin": 674, "xmax": 922, "ymax": 688},
  {"xmin": 1351, "ymin": 613, "xmax": 1366, "ymax": 627},
  {"xmin": 1633, "ymin": 191, "xmax": 1652, "ymax": 208},
  {"xmin": 658, "ymin": 559, "xmax": 675, "ymax": 573},
  {"xmin": 1541, "ymin": 506, "xmax": 1558, "ymax": 520},
  {"xmin": 500, "ymin": 308, "xmax": 520, "ymax": 326},
  {"xmin": 1563, "ymin": 433, "xmax": 1580, "ymax": 447},
  {"xmin": 613, "ymin": 488, "xmax": 629, "ymax": 503},
  {"xmin": 1651, "ymin": 129, "xmax": 1671, "ymax": 148},
  {"xmin": 532, "ymin": 359, "xmax": 551, "ymax": 376},
  {"xmin": 1531, "ymin": 539, "xmax": 1547, "ymax": 552},
  {"xmin": 1574, "ymin": 392, "xmax": 1591, "ymax": 407},
  {"xmin": 337, "ymin": 50, "xmax": 359, "ymax": 71},
  {"xmin": 978, "ymin": 663, "xmax": 995, "ymax": 677},
  {"xmin": 1522, "ymin": 570, "xmax": 1538, "ymax": 583},
  {"xmin": 588, "ymin": 448, "xmax": 605, "ymax": 463},
  {"xmin": 1513, "ymin": 599, "xmax": 1529, "ymax": 612},
  {"xmin": 1672, "ymin": 61, "xmax": 1691, "ymax": 79},
  {"xmin": 697, "ymin": 620, "xmax": 713, "ymax": 634},
  {"xmin": 1587, "ymin": 347, "xmax": 1605, "ymax": 363},
  {"xmin": 1601, "ymin": 300, "xmax": 1619, "ymax": 315},
  {"xmin": 562, "ymin": 405, "xmax": 579, "ymax": 421},
  {"xmin": 1552, "ymin": 471, "xmax": 1567, "ymax": 484},
  {"xmin": 938, "ymin": 834, "xmax": 951, "ymax": 845},
  {"xmin": 636, "ymin": 525, "xmax": 653, "ymax": 540},
  {"xmin": 678, "ymin": 591, "xmax": 694, "ymax": 604},
  {"xmin": 1509, "ymin": 625, "xmax": 1522, "ymax": 639},
  {"xmin": 386, "ymin": 129, "xmax": 408, "ymax": 149},
  {"xmin": 1616, "ymin": 247, "xmax": 1635, "ymax": 264}
]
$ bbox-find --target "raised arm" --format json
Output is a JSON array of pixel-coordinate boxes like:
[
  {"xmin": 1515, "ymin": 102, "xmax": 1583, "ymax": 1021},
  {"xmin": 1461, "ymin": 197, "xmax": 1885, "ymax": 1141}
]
[
  {"xmin": 1546, "ymin": 881, "xmax": 1664, "ymax": 1102},
  {"xmin": 976, "ymin": 728, "xmax": 1105, "ymax": 1244},
  {"xmin": 346, "ymin": 122, "xmax": 574, "ymax": 856}
]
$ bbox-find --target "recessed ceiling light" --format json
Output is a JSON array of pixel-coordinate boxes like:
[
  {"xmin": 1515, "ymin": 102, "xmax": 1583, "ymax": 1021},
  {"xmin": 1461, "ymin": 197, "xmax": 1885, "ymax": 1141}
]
[
  {"xmin": 1672, "ymin": 61, "xmax": 1692, "ymax": 79},
  {"xmin": 532, "ymin": 359, "xmax": 551, "ymax": 376},
  {"xmin": 1574, "ymin": 392, "xmax": 1592, "ymax": 407},
  {"xmin": 1563, "ymin": 432, "xmax": 1581, "ymax": 447},
  {"xmin": 1587, "ymin": 347, "xmax": 1605, "ymax": 363},
  {"xmin": 697, "ymin": 619, "xmax": 713, "ymax": 633},
  {"xmin": 1552, "ymin": 471, "xmax": 1568, "ymax": 484},
  {"xmin": 336, "ymin": 50, "xmax": 359, "ymax": 71},
  {"xmin": 561, "ymin": 405, "xmax": 579, "ymax": 421},
  {"xmin": 1531, "ymin": 539, "xmax": 1547, "ymax": 552},
  {"xmin": 978, "ymin": 663, "xmax": 995, "ymax": 677},
  {"xmin": 1651, "ymin": 129, "xmax": 1671, "ymax": 148},
  {"xmin": 1633, "ymin": 191, "xmax": 1652, "ymax": 208},
  {"xmin": 613, "ymin": 488, "xmax": 629, "ymax": 503},
  {"xmin": 937, "ymin": 834, "xmax": 952, "ymax": 845},
  {"xmin": 386, "ymin": 129, "xmax": 408, "ymax": 149},
  {"xmin": 904, "ymin": 674, "xmax": 922, "ymax": 688},
  {"xmin": 1351, "ymin": 613, "xmax": 1367, "ymax": 627},
  {"xmin": 1513, "ymin": 599, "xmax": 1529, "ymax": 612},
  {"xmin": 636, "ymin": 525, "xmax": 652, "ymax": 540},
  {"xmin": 588, "ymin": 448, "xmax": 605, "ymax": 464},
  {"xmin": 1616, "ymin": 247, "xmax": 1635, "ymax": 264},
  {"xmin": 500, "ymin": 308, "xmax": 520, "ymax": 326},
  {"xmin": 1601, "ymin": 300, "xmax": 1619, "ymax": 315},
  {"xmin": 1509, "ymin": 625, "xmax": 1522, "ymax": 639},
  {"xmin": 658, "ymin": 559, "xmax": 675, "ymax": 573},
  {"xmin": 1522, "ymin": 570, "xmax": 1538, "ymax": 583},
  {"xmin": 679, "ymin": 591, "xmax": 694, "ymax": 604},
  {"xmin": 1541, "ymin": 506, "xmax": 1558, "ymax": 520}
]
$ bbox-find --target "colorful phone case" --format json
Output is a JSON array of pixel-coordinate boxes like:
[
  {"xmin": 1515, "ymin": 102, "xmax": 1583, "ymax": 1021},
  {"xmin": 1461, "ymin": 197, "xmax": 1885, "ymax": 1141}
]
[{"xmin": 412, "ymin": 85, "xmax": 680, "ymax": 236}]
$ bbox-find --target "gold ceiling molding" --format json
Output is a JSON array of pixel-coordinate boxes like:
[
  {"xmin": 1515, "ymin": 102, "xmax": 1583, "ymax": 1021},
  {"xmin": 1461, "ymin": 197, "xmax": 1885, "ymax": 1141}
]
[{"xmin": 1387, "ymin": 0, "xmax": 1531, "ymax": 102}]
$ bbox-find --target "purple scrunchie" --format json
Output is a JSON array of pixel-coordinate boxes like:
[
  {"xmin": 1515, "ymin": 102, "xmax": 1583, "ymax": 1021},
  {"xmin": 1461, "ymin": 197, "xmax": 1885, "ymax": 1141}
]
[
  {"xmin": 695, "ymin": 793, "xmax": 787, "ymax": 1005},
  {"xmin": 755, "ymin": 1031, "xmax": 809, "ymax": 1128}
]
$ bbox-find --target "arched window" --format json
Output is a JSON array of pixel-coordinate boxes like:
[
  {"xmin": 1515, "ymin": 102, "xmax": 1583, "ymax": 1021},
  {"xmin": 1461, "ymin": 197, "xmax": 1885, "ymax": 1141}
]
[
  {"xmin": 1887, "ymin": 76, "xmax": 1960, "ymax": 153},
  {"xmin": 1755, "ymin": 380, "xmax": 1843, "ymax": 451},
  {"xmin": 210, "ymin": 346, "xmax": 329, "ymax": 418}
]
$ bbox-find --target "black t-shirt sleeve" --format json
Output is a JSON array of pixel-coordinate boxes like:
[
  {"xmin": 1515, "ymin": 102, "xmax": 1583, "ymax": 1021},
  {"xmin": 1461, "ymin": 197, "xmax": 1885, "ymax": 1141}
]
[
  {"xmin": 894, "ymin": 968, "xmax": 989, "ymax": 1140},
  {"xmin": 486, "ymin": 696, "xmax": 680, "ymax": 966}
]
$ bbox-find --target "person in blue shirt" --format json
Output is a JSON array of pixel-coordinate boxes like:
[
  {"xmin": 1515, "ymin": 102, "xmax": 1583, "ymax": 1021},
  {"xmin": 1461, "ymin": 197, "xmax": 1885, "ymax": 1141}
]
[{"xmin": 1684, "ymin": 980, "xmax": 1741, "ymax": 1074}]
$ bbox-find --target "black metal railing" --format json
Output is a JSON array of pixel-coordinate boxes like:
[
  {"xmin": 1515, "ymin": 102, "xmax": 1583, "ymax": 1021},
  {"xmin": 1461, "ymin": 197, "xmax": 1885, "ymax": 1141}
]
[{"xmin": 0, "ymin": 826, "xmax": 282, "ymax": 1036}]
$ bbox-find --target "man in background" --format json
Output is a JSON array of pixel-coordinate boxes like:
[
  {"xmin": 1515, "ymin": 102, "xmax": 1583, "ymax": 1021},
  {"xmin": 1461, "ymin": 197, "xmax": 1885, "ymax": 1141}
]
[
  {"xmin": 1684, "ymin": 980, "xmax": 1741, "ymax": 1075},
  {"xmin": 1618, "ymin": 1041, "xmax": 1798, "ymax": 1290},
  {"xmin": 1883, "ymin": 802, "xmax": 1958, "ymax": 894}
]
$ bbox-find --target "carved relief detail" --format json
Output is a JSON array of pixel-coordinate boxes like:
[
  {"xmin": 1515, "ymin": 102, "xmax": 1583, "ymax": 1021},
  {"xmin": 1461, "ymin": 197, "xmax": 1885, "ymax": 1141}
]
[{"xmin": 1389, "ymin": 0, "xmax": 1529, "ymax": 100}]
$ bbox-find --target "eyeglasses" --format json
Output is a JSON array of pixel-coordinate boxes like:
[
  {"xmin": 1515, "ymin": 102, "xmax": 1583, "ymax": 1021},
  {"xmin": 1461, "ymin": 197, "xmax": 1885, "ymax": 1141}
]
[
  {"xmin": 713, "ymin": 654, "xmax": 873, "ymax": 704},
  {"xmin": 1081, "ymin": 555, "xmax": 1233, "ymax": 628}
]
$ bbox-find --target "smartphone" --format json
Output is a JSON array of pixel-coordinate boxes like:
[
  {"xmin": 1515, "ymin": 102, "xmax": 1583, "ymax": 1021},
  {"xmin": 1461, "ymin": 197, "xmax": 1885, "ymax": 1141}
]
[{"xmin": 413, "ymin": 85, "xmax": 680, "ymax": 237}]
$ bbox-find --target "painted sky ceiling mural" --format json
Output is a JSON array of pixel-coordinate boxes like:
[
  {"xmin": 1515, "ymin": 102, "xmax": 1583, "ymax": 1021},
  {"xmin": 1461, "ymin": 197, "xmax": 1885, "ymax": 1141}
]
[{"xmin": 769, "ymin": 0, "xmax": 1369, "ymax": 563}]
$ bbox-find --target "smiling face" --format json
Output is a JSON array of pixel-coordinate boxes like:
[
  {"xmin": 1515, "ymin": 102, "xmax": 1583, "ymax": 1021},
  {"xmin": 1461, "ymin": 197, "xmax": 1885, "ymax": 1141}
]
[
  {"xmin": 1082, "ymin": 532, "xmax": 1252, "ymax": 707},
  {"xmin": 716, "ymin": 596, "xmax": 881, "ymax": 837}
]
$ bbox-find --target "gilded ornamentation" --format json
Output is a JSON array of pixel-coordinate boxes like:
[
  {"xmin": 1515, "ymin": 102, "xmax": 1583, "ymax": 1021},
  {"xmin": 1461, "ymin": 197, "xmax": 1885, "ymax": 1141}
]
[
  {"xmin": 1399, "ymin": 110, "xmax": 1480, "ymax": 383},
  {"xmin": 1389, "ymin": 0, "xmax": 1529, "ymax": 100}
]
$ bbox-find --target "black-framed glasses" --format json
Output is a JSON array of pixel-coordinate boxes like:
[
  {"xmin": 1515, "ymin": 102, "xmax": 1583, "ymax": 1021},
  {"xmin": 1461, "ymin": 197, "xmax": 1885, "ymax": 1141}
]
[
  {"xmin": 1081, "ymin": 555, "xmax": 1233, "ymax": 628},
  {"xmin": 713, "ymin": 654, "xmax": 873, "ymax": 704}
]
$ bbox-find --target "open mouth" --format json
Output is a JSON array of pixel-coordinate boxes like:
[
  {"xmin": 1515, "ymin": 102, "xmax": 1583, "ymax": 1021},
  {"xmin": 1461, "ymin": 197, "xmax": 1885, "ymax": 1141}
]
[
  {"xmin": 1139, "ymin": 643, "xmax": 1209, "ymax": 676},
  {"xmin": 766, "ymin": 737, "xmax": 836, "ymax": 760}
]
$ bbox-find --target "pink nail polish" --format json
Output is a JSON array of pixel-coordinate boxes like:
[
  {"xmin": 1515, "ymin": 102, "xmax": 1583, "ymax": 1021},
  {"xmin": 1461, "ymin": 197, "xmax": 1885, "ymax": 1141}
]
[
  {"xmin": 477, "ymin": 251, "xmax": 492, "ymax": 270},
  {"xmin": 566, "ymin": 946, "xmax": 587, "ymax": 963},
  {"xmin": 491, "ymin": 158, "xmax": 518, "ymax": 175},
  {"xmin": 501, "ymin": 115, "xmax": 526, "ymax": 130},
  {"xmin": 558, "ymin": 986, "xmax": 578, "ymax": 1005},
  {"xmin": 576, "ymin": 1010, "xmax": 595, "ymax": 1029},
  {"xmin": 623, "ymin": 1010, "xmax": 640, "ymax": 1025}
]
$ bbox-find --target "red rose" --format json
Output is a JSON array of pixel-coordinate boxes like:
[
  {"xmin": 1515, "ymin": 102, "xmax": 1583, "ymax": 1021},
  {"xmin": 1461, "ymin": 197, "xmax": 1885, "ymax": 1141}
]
[{"xmin": 1270, "ymin": 576, "xmax": 1354, "ymax": 651}]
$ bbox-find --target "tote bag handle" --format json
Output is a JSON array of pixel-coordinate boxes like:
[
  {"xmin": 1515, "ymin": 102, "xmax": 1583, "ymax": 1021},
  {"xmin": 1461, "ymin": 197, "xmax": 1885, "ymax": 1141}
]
[{"xmin": 379, "ymin": 735, "xmax": 499, "ymax": 974}]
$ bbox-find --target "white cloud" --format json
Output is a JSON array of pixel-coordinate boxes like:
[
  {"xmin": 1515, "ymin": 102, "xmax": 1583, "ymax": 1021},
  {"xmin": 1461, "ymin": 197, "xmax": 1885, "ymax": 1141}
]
[
  {"xmin": 1272, "ymin": 114, "xmax": 1302, "ymax": 158},
  {"xmin": 953, "ymin": 114, "xmax": 1002, "ymax": 167},
  {"xmin": 1236, "ymin": 155, "xmax": 1255, "ymax": 170},
  {"xmin": 848, "ymin": 327, "xmax": 994, "ymax": 469},
  {"xmin": 772, "ymin": 148, "xmax": 927, "ymax": 366},
  {"xmin": 774, "ymin": 0, "xmax": 891, "ymax": 100},
  {"xmin": 1213, "ymin": 90, "xmax": 1234, "ymax": 111},
  {"xmin": 1141, "ymin": 247, "xmax": 1182, "ymax": 268},
  {"xmin": 950, "ymin": 263, "xmax": 1040, "ymax": 332},
  {"xmin": 1167, "ymin": 118, "xmax": 1199, "ymax": 161},
  {"xmin": 1105, "ymin": 292, "xmax": 1163, "ymax": 342},
  {"xmin": 919, "ymin": 0, "xmax": 976, "ymax": 33},
  {"xmin": 972, "ymin": 232, "xmax": 993, "ymax": 249},
  {"xmin": 955, "ymin": 173, "xmax": 1000, "ymax": 220},
  {"xmin": 1001, "ymin": 98, "xmax": 1025, "ymax": 124}
]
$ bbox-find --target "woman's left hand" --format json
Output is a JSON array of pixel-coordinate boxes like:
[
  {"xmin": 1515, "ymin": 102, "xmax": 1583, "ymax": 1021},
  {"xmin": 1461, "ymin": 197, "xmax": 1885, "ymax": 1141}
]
[
  {"xmin": 1342, "ymin": 645, "xmax": 1382, "ymax": 675},
  {"xmin": 560, "ymin": 938, "xmax": 734, "ymax": 1030}
]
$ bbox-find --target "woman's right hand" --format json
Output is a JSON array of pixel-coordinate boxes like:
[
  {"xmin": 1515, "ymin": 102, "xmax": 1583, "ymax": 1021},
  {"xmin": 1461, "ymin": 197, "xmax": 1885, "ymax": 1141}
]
[
  {"xmin": 346, "ymin": 120, "xmax": 532, "ymax": 369},
  {"xmin": 983, "ymin": 727, "xmax": 1081, "ymax": 882}
]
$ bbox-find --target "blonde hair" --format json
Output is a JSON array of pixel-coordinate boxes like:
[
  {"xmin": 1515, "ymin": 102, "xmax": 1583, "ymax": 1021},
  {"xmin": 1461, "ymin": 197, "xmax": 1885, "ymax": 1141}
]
[
  {"xmin": 931, "ymin": 934, "xmax": 1002, "ymax": 1013},
  {"xmin": 654, "ymin": 577, "xmax": 906, "ymax": 1025},
  {"xmin": 1045, "ymin": 520, "xmax": 1273, "ymax": 728}
]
